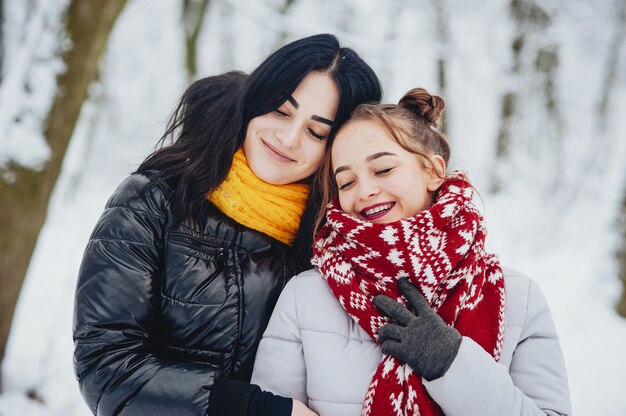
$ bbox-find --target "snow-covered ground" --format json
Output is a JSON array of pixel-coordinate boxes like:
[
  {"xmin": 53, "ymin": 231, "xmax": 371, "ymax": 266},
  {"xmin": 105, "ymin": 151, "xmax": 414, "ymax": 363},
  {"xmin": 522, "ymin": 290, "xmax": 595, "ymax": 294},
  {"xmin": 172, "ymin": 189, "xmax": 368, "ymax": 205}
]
[{"xmin": 1, "ymin": 0, "xmax": 625, "ymax": 415}]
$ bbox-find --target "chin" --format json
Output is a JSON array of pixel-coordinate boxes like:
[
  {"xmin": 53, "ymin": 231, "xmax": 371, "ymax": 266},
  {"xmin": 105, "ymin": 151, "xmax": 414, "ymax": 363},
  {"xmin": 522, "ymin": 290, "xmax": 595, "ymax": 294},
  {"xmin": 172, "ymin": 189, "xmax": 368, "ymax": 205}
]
[
  {"xmin": 377, "ymin": 215, "xmax": 401, "ymax": 224},
  {"xmin": 248, "ymin": 162, "xmax": 283, "ymax": 184},
  {"xmin": 258, "ymin": 175, "xmax": 284, "ymax": 185},
  {"xmin": 259, "ymin": 171, "xmax": 292, "ymax": 185}
]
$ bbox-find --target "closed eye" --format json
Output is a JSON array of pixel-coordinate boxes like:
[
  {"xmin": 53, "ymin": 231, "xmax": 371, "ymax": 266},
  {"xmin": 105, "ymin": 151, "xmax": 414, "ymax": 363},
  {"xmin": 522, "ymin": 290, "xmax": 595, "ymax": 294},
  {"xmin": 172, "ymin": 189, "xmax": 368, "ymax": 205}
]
[
  {"xmin": 274, "ymin": 109, "xmax": 289, "ymax": 117},
  {"xmin": 375, "ymin": 168, "xmax": 394, "ymax": 175},
  {"xmin": 308, "ymin": 128, "xmax": 326, "ymax": 141},
  {"xmin": 338, "ymin": 180, "xmax": 354, "ymax": 191}
]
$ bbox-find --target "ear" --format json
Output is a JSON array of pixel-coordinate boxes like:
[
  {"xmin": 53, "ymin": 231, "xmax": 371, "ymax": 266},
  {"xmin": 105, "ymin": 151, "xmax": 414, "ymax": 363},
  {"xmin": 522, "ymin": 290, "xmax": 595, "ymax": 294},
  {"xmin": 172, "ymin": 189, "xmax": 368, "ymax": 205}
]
[{"xmin": 426, "ymin": 155, "xmax": 446, "ymax": 192}]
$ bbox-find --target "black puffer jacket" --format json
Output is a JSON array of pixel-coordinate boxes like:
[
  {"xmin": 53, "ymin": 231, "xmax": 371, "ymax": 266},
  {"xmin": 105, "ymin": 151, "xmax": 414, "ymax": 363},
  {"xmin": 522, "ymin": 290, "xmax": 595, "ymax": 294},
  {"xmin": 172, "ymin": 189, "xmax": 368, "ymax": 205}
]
[{"xmin": 73, "ymin": 173, "xmax": 299, "ymax": 415}]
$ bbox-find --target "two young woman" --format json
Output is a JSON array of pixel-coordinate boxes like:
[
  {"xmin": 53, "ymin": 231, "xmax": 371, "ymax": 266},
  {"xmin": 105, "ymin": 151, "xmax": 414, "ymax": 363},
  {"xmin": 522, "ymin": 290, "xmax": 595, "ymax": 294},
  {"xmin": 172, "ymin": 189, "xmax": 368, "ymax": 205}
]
[
  {"xmin": 252, "ymin": 89, "xmax": 572, "ymax": 415},
  {"xmin": 74, "ymin": 32, "xmax": 571, "ymax": 416},
  {"xmin": 73, "ymin": 34, "xmax": 381, "ymax": 416}
]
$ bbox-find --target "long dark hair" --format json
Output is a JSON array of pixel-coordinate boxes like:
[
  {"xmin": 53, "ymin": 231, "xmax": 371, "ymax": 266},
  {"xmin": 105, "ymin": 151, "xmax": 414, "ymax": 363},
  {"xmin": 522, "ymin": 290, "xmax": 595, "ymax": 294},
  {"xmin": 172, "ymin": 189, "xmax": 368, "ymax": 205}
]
[{"xmin": 137, "ymin": 33, "xmax": 382, "ymax": 268}]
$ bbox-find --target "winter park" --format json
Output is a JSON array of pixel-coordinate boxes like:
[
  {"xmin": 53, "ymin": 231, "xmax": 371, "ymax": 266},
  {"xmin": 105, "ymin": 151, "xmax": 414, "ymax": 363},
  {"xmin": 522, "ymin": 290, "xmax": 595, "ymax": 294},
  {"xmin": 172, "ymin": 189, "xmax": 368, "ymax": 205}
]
[{"xmin": 1, "ymin": 0, "xmax": 626, "ymax": 415}]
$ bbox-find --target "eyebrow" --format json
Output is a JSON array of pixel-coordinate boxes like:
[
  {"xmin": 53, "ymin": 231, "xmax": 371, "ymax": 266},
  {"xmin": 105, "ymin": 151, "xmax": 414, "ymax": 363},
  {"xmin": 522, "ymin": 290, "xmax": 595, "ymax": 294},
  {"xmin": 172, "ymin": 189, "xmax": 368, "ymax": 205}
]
[
  {"xmin": 311, "ymin": 114, "xmax": 334, "ymax": 126},
  {"xmin": 334, "ymin": 152, "xmax": 398, "ymax": 176},
  {"xmin": 287, "ymin": 96, "xmax": 334, "ymax": 126},
  {"xmin": 366, "ymin": 152, "xmax": 397, "ymax": 162},
  {"xmin": 287, "ymin": 96, "xmax": 299, "ymax": 109}
]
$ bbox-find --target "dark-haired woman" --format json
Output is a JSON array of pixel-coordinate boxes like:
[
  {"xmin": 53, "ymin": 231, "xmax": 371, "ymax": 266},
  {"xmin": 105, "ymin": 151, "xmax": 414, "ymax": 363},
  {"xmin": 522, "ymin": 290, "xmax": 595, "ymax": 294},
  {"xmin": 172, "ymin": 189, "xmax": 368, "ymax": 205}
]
[
  {"xmin": 73, "ymin": 34, "xmax": 382, "ymax": 416},
  {"xmin": 251, "ymin": 87, "xmax": 571, "ymax": 415}
]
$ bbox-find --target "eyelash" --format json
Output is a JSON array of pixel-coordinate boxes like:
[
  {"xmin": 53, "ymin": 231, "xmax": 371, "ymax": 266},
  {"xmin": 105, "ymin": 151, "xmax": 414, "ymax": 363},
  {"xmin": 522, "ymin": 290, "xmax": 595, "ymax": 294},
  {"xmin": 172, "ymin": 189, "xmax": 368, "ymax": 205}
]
[
  {"xmin": 338, "ymin": 181, "xmax": 354, "ymax": 191},
  {"xmin": 308, "ymin": 128, "xmax": 325, "ymax": 141},
  {"xmin": 274, "ymin": 109, "xmax": 326, "ymax": 141},
  {"xmin": 337, "ymin": 168, "xmax": 394, "ymax": 191}
]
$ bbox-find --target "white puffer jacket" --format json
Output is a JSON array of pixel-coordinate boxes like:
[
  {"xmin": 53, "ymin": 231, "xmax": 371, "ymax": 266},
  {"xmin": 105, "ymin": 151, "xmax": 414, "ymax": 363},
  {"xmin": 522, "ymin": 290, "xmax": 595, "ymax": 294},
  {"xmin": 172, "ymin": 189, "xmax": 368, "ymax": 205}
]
[{"xmin": 251, "ymin": 267, "xmax": 571, "ymax": 416}]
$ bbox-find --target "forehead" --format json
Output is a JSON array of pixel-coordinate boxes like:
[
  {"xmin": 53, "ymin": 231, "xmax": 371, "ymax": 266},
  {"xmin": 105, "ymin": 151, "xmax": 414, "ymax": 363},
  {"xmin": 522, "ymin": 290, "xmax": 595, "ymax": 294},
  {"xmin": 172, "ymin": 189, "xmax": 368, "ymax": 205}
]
[
  {"xmin": 290, "ymin": 71, "xmax": 339, "ymax": 117},
  {"xmin": 332, "ymin": 120, "xmax": 405, "ymax": 166}
]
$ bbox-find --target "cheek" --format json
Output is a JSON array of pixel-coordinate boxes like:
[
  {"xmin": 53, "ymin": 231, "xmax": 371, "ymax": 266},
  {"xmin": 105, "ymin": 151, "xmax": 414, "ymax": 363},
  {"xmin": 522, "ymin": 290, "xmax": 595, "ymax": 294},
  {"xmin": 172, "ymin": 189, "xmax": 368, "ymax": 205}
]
[
  {"xmin": 243, "ymin": 121, "xmax": 257, "ymax": 147},
  {"xmin": 338, "ymin": 193, "xmax": 349, "ymax": 212},
  {"xmin": 391, "ymin": 176, "xmax": 419, "ymax": 206},
  {"xmin": 384, "ymin": 181, "xmax": 405, "ymax": 198},
  {"xmin": 242, "ymin": 130, "xmax": 253, "ymax": 159},
  {"xmin": 246, "ymin": 114, "xmax": 273, "ymax": 134},
  {"xmin": 402, "ymin": 182, "xmax": 430, "ymax": 212},
  {"xmin": 306, "ymin": 142, "xmax": 327, "ymax": 168}
]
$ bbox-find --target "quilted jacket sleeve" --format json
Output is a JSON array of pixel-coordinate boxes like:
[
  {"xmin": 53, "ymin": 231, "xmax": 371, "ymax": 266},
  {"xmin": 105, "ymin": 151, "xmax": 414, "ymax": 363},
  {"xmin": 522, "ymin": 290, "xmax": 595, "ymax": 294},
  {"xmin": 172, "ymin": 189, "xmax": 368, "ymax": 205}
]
[
  {"xmin": 423, "ymin": 277, "xmax": 572, "ymax": 416},
  {"xmin": 73, "ymin": 174, "xmax": 221, "ymax": 416},
  {"xmin": 250, "ymin": 276, "xmax": 308, "ymax": 404}
]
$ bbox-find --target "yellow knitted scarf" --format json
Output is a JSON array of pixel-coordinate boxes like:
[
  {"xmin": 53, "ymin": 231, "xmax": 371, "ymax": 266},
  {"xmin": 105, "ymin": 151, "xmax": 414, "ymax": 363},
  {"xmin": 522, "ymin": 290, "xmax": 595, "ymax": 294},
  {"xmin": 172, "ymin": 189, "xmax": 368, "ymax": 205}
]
[{"xmin": 206, "ymin": 148, "xmax": 310, "ymax": 246}]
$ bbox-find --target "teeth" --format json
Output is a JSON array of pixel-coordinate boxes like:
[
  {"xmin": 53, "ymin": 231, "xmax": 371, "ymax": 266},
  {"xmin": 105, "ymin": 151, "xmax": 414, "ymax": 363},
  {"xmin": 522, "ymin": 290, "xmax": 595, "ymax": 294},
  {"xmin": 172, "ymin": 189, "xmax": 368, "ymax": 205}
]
[{"xmin": 364, "ymin": 203, "xmax": 393, "ymax": 217}]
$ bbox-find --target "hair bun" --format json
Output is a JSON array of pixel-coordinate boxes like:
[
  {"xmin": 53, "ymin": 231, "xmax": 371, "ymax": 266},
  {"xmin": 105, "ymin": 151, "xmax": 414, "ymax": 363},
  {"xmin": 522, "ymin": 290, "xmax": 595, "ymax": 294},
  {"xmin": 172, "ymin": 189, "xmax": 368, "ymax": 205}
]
[{"xmin": 398, "ymin": 88, "xmax": 445, "ymax": 128}]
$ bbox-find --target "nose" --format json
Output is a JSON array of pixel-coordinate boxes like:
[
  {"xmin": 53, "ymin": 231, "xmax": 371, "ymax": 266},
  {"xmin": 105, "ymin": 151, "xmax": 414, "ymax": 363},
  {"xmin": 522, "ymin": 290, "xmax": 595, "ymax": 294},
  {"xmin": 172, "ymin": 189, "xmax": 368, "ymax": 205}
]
[
  {"xmin": 357, "ymin": 177, "xmax": 379, "ymax": 200},
  {"xmin": 276, "ymin": 121, "xmax": 301, "ymax": 149}
]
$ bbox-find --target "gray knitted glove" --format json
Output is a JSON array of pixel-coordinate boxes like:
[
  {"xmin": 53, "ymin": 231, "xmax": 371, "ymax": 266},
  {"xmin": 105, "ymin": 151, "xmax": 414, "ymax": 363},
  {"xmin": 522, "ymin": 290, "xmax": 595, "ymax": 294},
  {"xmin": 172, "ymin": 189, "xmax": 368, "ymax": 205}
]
[{"xmin": 372, "ymin": 277, "xmax": 462, "ymax": 382}]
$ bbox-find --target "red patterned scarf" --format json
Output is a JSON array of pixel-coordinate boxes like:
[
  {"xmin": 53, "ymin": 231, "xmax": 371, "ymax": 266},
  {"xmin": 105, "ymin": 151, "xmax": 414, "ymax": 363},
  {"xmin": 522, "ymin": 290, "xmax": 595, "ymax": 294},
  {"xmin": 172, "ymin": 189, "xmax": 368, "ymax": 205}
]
[{"xmin": 311, "ymin": 172, "xmax": 505, "ymax": 416}]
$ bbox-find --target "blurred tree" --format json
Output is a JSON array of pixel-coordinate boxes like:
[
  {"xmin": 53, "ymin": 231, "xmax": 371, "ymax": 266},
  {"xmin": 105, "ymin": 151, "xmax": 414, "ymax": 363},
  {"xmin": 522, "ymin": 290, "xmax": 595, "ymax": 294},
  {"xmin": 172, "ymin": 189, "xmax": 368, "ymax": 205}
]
[
  {"xmin": 274, "ymin": 0, "xmax": 297, "ymax": 49},
  {"xmin": 597, "ymin": 0, "xmax": 625, "ymax": 129},
  {"xmin": 491, "ymin": 0, "xmax": 553, "ymax": 193},
  {"xmin": 433, "ymin": 0, "xmax": 449, "ymax": 135},
  {"xmin": 0, "ymin": 1, "xmax": 3, "ymax": 80},
  {"xmin": 618, "ymin": 181, "xmax": 626, "ymax": 318},
  {"xmin": 183, "ymin": 0, "xmax": 211, "ymax": 80},
  {"xmin": 0, "ymin": 0, "xmax": 127, "ymax": 391},
  {"xmin": 608, "ymin": 3, "xmax": 626, "ymax": 318}
]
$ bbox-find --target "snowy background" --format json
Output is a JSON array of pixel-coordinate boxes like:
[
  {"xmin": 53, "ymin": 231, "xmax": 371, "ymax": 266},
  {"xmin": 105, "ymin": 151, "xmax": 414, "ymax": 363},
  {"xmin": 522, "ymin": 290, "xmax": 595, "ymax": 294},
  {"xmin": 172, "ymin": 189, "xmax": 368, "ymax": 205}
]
[{"xmin": 1, "ymin": 0, "xmax": 626, "ymax": 414}]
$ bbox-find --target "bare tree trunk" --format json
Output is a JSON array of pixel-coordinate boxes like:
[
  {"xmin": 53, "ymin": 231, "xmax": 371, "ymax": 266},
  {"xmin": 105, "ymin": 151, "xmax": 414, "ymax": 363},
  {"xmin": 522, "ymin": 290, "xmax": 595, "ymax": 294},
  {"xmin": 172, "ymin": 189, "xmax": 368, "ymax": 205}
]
[
  {"xmin": 273, "ymin": 0, "xmax": 296, "ymax": 50},
  {"xmin": 597, "ymin": 0, "xmax": 626, "ymax": 129},
  {"xmin": 605, "ymin": 3, "xmax": 626, "ymax": 318},
  {"xmin": 498, "ymin": 0, "xmax": 552, "ymax": 156},
  {"xmin": 495, "ymin": 91, "xmax": 517, "ymax": 159},
  {"xmin": 491, "ymin": 0, "xmax": 551, "ymax": 193},
  {"xmin": 617, "ymin": 182, "xmax": 626, "ymax": 318},
  {"xmin": 219, "ymin": 2, "xmax": 235, "ymax": 71},
  {"xmin": 377, "ymin": 1, "xmax": 403, "ymax": 89},
  {"xmin": 0, "ymin": 0, "xmax": 127, "ymax": 392},
  {"xmin": 0, "ymin": 0, "xmax": 4, "ymax": 80},
  {"xmin": 433, "ymin": 0, "xmax": 449, "ymax": 135},
  {"xmin": 182, "ymin": 0, "xmax": 211, "ymax": 81}
]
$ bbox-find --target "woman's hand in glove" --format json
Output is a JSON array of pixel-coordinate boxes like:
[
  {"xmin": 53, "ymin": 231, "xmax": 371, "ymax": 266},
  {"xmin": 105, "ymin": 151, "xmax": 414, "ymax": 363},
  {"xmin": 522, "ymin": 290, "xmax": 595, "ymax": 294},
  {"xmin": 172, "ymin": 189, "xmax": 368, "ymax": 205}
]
[{"xmin": 372, "ymin": 277, "xmax": 462, "ymax": 381}]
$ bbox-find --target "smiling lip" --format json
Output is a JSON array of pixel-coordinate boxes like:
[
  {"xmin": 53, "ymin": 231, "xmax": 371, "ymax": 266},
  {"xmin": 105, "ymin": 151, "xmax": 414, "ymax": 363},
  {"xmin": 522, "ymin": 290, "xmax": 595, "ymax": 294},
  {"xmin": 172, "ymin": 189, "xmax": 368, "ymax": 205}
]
[
  {"xmin": 359, "ymin": 202, "xmax": 396, "ymax": 221},
  {"xmin": 262, "ymin": 139, "xmax": 295, "ymax": 163}
]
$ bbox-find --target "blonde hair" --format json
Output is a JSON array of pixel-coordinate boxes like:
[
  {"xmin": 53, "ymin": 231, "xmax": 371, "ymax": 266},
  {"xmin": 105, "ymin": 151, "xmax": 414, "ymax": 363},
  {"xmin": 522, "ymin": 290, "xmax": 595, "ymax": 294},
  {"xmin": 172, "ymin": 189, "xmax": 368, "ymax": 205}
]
[{"xmin": 313, "ymin": 87, "xmax": 451, "ymax": 236}]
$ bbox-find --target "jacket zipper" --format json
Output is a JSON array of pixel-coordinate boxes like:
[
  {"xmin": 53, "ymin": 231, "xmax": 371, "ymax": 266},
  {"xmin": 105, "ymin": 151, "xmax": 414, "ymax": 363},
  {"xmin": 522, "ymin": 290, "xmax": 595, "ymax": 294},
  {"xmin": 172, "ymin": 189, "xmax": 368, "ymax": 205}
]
[
  {"xmin": 281, "ymin": 247, "xmax": 289, "ymax": 289},
  {"xmin": 230, "ymin": 235, "xmax": 244, "ymax": 375},
  {"xmin": 168, "ymin": 232, "xmax": 224, "ymax": 256}
]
